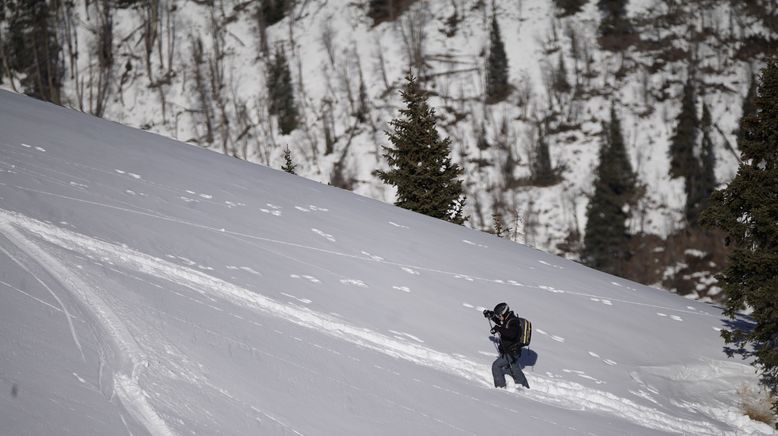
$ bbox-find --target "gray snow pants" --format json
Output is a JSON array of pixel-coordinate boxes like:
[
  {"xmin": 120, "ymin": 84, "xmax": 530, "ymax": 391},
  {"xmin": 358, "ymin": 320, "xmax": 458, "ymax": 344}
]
[{"xmin": 492, "ymin": 354, "xmax": 530, "ymax": 389}]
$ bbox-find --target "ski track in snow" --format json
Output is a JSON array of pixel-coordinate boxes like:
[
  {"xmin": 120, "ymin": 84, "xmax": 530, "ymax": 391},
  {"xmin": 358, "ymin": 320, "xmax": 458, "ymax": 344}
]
[
  {"xmin": 0, "ymin": 244, "xmax": 86, "ymax": 361},
  {"xmin": 0, "ymin": 209, "xmax": 732, "ymax": 436},
  {"xmin": 0, "ymin": 214, "xmax": 177, "ymax": 436}
]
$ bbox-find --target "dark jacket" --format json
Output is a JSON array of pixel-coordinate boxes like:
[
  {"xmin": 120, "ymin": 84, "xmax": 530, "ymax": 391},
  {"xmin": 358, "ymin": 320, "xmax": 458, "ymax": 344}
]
[{"xmin": 491, "ymin": 312, "xmax": 522, "ymax": 355}]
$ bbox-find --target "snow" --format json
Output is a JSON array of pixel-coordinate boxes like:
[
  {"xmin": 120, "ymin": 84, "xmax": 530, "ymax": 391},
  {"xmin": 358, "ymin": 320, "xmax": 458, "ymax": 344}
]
[{"xmin": 0, "ymin": 90, "xmax": 775, "ymax": 435}]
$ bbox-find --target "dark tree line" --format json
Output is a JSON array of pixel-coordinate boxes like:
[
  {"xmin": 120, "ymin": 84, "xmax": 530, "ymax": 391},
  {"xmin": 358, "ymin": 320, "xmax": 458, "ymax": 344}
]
[
  {"xmin": 266, "ymin": 46, "xmax": 299, "ymax": 135},
  {"xmin": 1, "ymin": 0, "xmax": 63, "ymax": 104},
  {"xmin": 668, "ymin": 75, "xmax": 718, "ymax": 226}
]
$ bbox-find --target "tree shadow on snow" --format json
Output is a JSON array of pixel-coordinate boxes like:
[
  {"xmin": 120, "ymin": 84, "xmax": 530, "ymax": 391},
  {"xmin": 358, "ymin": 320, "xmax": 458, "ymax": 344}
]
[{"xmin": 716, "ymin": 310, "xmax": 757, "ymax": 359}]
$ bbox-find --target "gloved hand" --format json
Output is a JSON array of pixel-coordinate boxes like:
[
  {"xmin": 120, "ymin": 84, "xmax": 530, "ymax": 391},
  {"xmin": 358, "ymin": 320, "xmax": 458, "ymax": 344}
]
[
  {"xmin": 483, "ymin": 309, "xmax": 494, "ymax": 318},
  {"xmin": 490, "ymin": 327, "xmax": 498, "ymax": 334}
]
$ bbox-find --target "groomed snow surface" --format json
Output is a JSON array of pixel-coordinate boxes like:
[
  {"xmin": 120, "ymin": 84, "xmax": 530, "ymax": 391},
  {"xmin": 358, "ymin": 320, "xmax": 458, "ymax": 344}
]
[{"xmin": 0, "ymin": 90, "xmax": 773, "ymax": 435}]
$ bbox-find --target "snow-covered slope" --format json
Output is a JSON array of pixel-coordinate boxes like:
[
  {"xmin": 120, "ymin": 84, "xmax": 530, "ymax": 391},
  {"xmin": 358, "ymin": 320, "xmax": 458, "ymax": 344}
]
[{"xmin": 0, "ymin": 91, "xmax": 773, "ymax": 435}]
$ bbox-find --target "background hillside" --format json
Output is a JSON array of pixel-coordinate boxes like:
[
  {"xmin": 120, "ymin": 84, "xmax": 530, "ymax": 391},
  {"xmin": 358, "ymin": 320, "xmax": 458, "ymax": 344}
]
[{"xmin": 1, "ymin": 0, "xmax": 777, "ymax": 300}]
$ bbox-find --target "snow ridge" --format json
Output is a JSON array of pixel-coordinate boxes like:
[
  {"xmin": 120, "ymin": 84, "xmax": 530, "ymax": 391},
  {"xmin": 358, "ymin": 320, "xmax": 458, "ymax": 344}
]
[{"xmin": 0, "ymin": 209, "xmax": 733, "ymax": 435}]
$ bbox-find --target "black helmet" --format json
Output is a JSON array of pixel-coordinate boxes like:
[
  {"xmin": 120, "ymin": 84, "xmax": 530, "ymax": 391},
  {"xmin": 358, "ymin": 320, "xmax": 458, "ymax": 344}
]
[{"xmin": 493, "ymin": 302, "xmax": 509, "ymax": 317}]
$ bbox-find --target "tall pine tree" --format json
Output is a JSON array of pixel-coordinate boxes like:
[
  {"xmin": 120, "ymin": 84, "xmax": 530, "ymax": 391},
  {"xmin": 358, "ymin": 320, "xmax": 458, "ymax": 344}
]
[
  {"xmin": 553, "ymin": 0, "xmax": 587, "ymax": 17},
  {"xmin": 261, "ymin": 0, "xmax": 288, "ymax": 26},
  {"xmin": 597, "ymin": 0, "xmax": 633, "ymax": 50},
  {"xmin": 582, "ymin": 105, "xmax": 637, "ymax": 277},
  {"xmin": 367, "ymin": 0, "xmax": 416, "ymax": 26},
  {"xmin": 532, "ymin": 123, "xmax": 558, "ymax": 186},
  {"xmin": 737, "ymin": 76, "xmax": 758, "ymax": 147},
  {"xmin": 485, "ymin": 14, "xmax": 510, "ymax": 104},
  {"xmin": 377, "ymin": 74, "xmax": 466, "ymax": 224},
  {"xmin": 685, "ymin": 103, "xmax": 717, "ymax": 226},
  {"xmin": 669, "ymin": 76, "xmax": 699, "ymax": 179},
  {"xmin": 266, "ymin": 47, "xmax": 298, "ymax": 135},
  {"xmin": 702, "ymin": 58, "xmax": 778, "ymax": 411}
]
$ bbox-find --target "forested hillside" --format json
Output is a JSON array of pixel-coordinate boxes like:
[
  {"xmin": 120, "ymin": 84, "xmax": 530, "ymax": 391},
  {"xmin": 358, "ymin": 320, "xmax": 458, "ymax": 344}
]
[{"xmin": 2, "ymin": 0, "xmax": 776, "ymax": 300}]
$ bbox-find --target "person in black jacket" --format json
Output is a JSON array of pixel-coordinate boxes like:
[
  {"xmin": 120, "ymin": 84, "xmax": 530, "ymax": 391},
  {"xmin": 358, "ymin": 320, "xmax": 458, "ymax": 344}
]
[{"xmin": 483, "ymin": 302, "xmax": 530, "ymax": 389}]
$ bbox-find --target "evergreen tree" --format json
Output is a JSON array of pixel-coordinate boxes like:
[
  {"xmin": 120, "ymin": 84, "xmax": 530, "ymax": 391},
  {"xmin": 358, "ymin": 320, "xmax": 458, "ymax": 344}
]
[
  {"xmin": 367, "ymin": 0, "xmax": 415, "ymax": 25},
  {"xmin": 377, "ymin": 74, "xmax": 466, "ymax": 224},
  {"xmin": 485, "ymin": 14, "xmax": 510, "ymax": 103},
  {"xmin": 492, "ymin": 212, "xmax": 510, "ymax": 237},
  {"xmin": 281, "ymin": 147, "xmax": 297, "ymax": 174},
  {"xmin": 669, "ymin": 76, "xmax": 699, "ymax": 180},
  {"xmin": 553, "ymin": 51, "xmax": 571, "ymax": 94},
  {"xmin": 532, "ymin": 123, "xmax": 558, "ymax": 186},
  {"xmin": 553, "ymin": 0, "xmax": 587, "ymax": 17},
  {"xmin": 3, "ymin": 0, "xmax": 62, "ymax": 103},
  {"xmin": 597, "ymin": 0, "xmax": 633, "ymax": 50},
  {"xmin": 737, "ymin": 76, "xmax": 758, "ymax": 146},
  {"xmin": 702, "ymin": 58, "xmax": 778, "ymax": 411},
  {"xmin": 582, "ymin": 105, "xmax": 637, "ymax": 277},
  {"xmin": 266, "ymin": 47, "xmax": 298, "ymax": 135},
  {"xmin": 261, "ymin": 0, "xmax": 288, "ymax": 26},
  {"xmin": 356, "ymin": 68, "xmax": 369, "ymax": 123},
  {"xmin": 685, "ymin": 103, "xmax": 717, "ymax": 226}
]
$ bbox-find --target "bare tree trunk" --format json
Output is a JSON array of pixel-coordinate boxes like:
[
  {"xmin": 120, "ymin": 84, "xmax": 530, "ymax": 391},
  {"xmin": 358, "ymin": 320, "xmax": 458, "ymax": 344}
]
[{"xmin": 398, "ymin": 5, "xmax": 428, "ymax": 78}]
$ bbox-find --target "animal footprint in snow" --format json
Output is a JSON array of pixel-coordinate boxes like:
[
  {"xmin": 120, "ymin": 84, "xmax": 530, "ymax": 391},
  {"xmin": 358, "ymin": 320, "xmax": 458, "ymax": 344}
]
[
  {"xmin": 454, "ymin": 274, "xmax": 474, "ymax": 282},
  {"xmin": 340, "ymin": 279, "xmax": 367, "ymax": 288},
  {"xmin": 588, "ymin": 351, "xmax": 617, "ymax": 366},
  {"xmin": 22, "ymin": 143, "xmax": 47, "ymax": 152},
  {"xmin": 401, "ymin": 267, "xmax": 420, "ymax": 275},
  {"xmin": 290, "ymin": 274, "xmax": 320, "ymax": 283},
  {"xmin": 657, "ymin": 313, "xmax": 683, "ymax": 321},
  {"xmin": 539, "ymin": 285, "xmax": 565, "ymax": 294},
  {"xmin": 392, "ymin": 286, "xmax": 411, "ymax": 293},
  {"xmin": 258, "ymin": 203, "xmax": 282, "ymax": 215},
  {"xmin": 590, "ymin": 297, "xmax": 613, "ymax": 306},
  {"xmin": 562, "ymin": 369, "xmax": 605, "ymax": 385},
  {"xmin": 536, "ymin": 329, "xmax": 565, "ymax": 343},
  {"xmin": 361, "ymin": 251, "xmax": 384, "ymax": 261},
  {"xmin": 115, "ymin": 169, "xmax": 142, "ymax": 179},
  {"xmin": 538, "ymin": 260, "xmax": 564, "ymax": 269},
  {"xmin": 309, "ymin": 205, "xmax": 328, "ymax": 212},
  {"xmin": 312, "ymin": 228, "xmax": 335, "ymax": 242}
]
